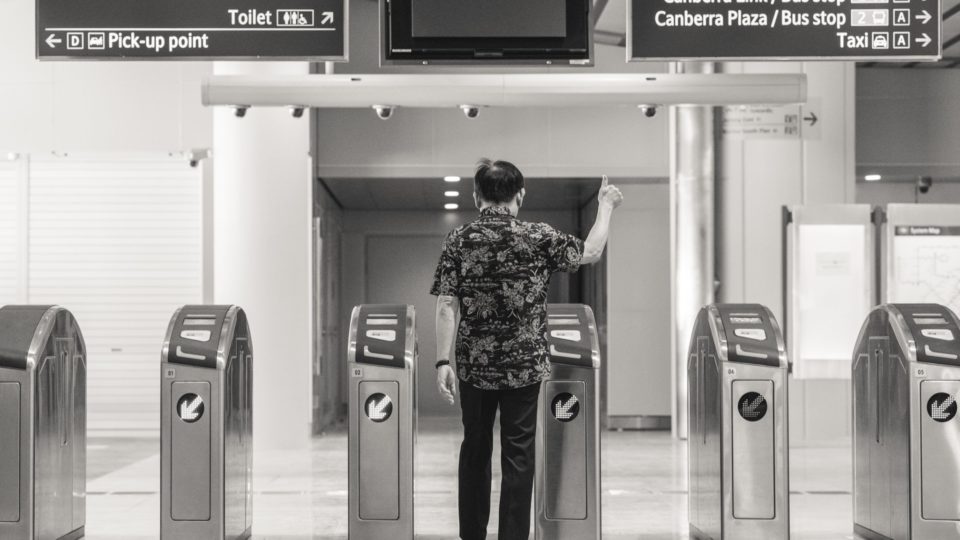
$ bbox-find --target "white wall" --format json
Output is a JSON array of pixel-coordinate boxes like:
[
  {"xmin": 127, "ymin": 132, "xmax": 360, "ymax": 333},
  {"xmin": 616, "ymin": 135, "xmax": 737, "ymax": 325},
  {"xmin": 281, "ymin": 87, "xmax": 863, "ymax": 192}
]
[{"xmin": 0, "ymin": 0, "xmax": 211, "ymax": 153}]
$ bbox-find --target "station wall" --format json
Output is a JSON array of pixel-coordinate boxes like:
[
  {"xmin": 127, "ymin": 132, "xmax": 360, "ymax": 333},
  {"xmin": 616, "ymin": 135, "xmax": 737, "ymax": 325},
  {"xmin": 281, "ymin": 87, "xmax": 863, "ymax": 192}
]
[{"xmin": 0, "ymin": 0, "xmax": 211, "ymax": 153}]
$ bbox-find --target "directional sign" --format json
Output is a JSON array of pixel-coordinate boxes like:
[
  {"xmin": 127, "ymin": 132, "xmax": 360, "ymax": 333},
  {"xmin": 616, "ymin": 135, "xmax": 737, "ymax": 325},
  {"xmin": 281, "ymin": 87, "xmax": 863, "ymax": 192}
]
[
  {"xmin": 629, "ymin": 0, "xmax": 941, "ymax": 61},
  {"xmin": 37, "ymin": 0, "xmax": 347, "ymax": 60},
  {"xmin": 738, "ymin": 392, "xmax": 768, "ymax": 422},
  {"xmin": 177, "ymin": 393, "xmax": 205, "ymax": 423},
  {"xmin": 551, "ymin": 393, "xmax": 580, "ymax": 422},
  {"xmin": 927, "ymin": 392, "xmax": 957, "ymax": 423},
  {"xmin": 365, "ymin": 393, "xmax": 393, "ymax": 423}
]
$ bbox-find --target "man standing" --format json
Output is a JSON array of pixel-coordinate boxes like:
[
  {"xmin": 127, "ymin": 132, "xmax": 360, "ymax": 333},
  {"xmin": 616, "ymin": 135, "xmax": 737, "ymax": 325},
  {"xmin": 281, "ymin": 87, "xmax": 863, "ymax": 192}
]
[{"xmin": 431, "ymin": 159, "xmax": 623, "ymax": 540}]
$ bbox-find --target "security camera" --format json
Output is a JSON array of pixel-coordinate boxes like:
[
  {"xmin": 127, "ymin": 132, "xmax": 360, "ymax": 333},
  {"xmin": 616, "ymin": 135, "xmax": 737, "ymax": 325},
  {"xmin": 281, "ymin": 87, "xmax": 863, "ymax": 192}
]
[
  {"xmin": 917, "ymin": 176, "xmax": 933, "ymax": 194},
  {"xmin": 290, "ymin": 106, "xmax": 306, "ymax": 119},
  {"xmin": 639, "ymin": 105, "xmax": 659, "ymax": 118},
  {"xmin": 187, "ymin": 149, "xmax": 211, "ymax": 168},
  {"xmin": 234, "ymin": 106, "xmax": 249, "ymax": 118},
  {"xmin": 460, "ymin": 105, "xmax": 481, "ymax": 119},
  {"xmin": 373, "ymin": 105, "xmax": 395, "ymax": 121}
]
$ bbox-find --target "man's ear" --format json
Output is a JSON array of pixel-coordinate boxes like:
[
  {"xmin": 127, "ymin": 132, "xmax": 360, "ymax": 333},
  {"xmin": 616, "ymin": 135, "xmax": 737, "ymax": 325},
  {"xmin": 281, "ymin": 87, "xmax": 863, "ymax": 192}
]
[
  {"xmin": 517, "ymin": 188, "xmax": 526, "ymax": 208},
  {"xmin": 473, "ymin": 192, "xmax": 481, "ymax": 210}
]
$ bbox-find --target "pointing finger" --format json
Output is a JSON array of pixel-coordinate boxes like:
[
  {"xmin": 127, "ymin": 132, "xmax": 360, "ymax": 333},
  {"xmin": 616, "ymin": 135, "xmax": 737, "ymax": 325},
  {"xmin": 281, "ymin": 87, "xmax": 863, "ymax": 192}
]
[{"xmin": 601, "ymin": 175, "xmax": 609, "ymax": 189}]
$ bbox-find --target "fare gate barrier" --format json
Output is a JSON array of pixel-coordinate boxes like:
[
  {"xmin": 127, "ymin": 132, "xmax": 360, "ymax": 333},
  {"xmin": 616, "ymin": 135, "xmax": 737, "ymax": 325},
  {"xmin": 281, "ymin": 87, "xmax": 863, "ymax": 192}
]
[
  {"xmin": 0, "ymin": 306, "xmax": 86, "ymax": 540},
  {"xmin": 687, "ymin": 304, "xmax": 790, "ymax": 540},
  {"xmin": 535, "ymin": 304, "xmax": 602, "ymax": 540},
  {"xmin": 161, "ymin": 305, "xmax": 253, "ymax": 540},
  {"xmin": 348, "ymin": 304, "xmax": 416, "ymax": 539},
  {"xmin": 852, "ymin": 304, "xmax": 960, "ymax": 540}
]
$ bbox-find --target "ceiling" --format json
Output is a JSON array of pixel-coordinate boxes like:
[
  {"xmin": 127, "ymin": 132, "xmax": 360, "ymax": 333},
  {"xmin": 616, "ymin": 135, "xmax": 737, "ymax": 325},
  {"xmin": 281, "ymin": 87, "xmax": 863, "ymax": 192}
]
[
  {"xmin": 321, "ymin": 177, "xmax": 609, "ymax": 211},
  {"xmin": 592, "ymin": 0, "xmax": 960, "ymax": 68}
]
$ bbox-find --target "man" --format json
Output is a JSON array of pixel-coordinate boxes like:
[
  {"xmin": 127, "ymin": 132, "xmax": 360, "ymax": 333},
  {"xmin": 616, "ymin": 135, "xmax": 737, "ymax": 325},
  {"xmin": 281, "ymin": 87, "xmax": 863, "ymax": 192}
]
[{"xmin": 430, "ymin": 159, "xmax": 623, "ymax": 540}]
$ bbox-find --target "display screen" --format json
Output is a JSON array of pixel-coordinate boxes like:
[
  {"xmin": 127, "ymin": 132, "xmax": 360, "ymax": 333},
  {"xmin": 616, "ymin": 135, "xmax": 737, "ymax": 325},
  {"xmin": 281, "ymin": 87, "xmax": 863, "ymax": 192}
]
[
  {"xmin": 411, "ymin": 0, "xmax": 566, "ymax": 38},
  {"xmin": 914, "ymin": 317, "xmax": 949, "ymax": 326},
  {"xmin": 730, "ymin": 316, "xmax": 762, "ymax": 325}
]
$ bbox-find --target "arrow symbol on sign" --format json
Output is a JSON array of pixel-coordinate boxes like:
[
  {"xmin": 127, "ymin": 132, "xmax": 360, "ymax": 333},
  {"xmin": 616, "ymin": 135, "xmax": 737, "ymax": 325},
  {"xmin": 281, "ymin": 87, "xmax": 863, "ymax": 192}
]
[
  {"xmin": 46, "ymin": 34, "xmax": 62, "ymax": 48},
  {"xmin": 179, "ymin": 396, "xmax": 203, "ymax": 421},
  {"xmin": 932, "ymin": 395, "xmax": 957, "ymax": 420},
  {"xmin": 368, "ymin": 396, "xmax": 391, "ymax": 420},
  {"xmin": 803, "ymin": 112, "xmax": 818, "ymax": 127},
  {"xmin": 916, "ymin": 10, "xmax": 933, "ymax": 24},
  {"xmin": 916, "ymin": 33, "xmax": 933, "ymax": 47},
  {"xmin": 555, "ymin": 395, "xmax": 579, "ymax": 419},
  {"xmin": 321, "ymin": 11, "xmax": 334, "ymax": 24},
  {"xmin": 743, "ymin": 395, "xmax": 765, "ymax": 416}
]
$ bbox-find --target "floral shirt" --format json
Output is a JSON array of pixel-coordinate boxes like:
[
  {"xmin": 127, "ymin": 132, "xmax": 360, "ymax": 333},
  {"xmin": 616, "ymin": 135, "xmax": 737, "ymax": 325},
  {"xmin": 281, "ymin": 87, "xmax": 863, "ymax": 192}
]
[{"xmin": 430, "ymin": 206, "xmax": 584, "ymax": 390}]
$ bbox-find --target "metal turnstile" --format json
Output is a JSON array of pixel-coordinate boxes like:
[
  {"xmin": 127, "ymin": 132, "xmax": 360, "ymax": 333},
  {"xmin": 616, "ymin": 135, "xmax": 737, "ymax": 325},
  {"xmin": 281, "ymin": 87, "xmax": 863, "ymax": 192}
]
[
  {"xmin": 0, "ymin": 305, "xmax": 86, "ymax": 540},
  {"xmin": 687, "ymin": 304, "xmax": 790, "ymax": 540},
  {"xmin": 348, "ymin": 304, "xmax": 416, "ymax": 539},
  {"xmin": 535, "ymin": 304, "xmax": 602, "ymax": 540},
  {"xmin": 161, "ymin": 305, "xmax": 253, "ymax": 540},
  {"xmin": 852, "ymin": 303, "xmax": 960, "ymax": 540}
]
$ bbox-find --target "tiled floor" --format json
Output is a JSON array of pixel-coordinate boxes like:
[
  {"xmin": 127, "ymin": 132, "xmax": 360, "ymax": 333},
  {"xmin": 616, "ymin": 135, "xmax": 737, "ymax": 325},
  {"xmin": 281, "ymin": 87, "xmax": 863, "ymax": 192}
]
[{"xmin": 85, "ymin": 418, "xmax": 855, "ymax": 539}]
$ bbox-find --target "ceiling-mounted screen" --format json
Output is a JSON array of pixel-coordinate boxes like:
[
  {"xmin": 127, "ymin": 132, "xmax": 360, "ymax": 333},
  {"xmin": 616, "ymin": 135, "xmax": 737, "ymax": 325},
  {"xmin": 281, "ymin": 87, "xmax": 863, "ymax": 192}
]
[{"xmin": 384, "ymin": 0, "xmax": 592, "ymax": 65}]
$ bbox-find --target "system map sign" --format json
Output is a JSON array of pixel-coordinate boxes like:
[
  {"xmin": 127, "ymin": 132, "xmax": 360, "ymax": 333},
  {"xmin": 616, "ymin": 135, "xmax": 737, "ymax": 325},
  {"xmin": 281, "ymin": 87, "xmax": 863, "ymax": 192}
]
[
  {"xmin": 37, "ymin": 0, "xmax": 347, "ymax": 60},
  {"xmin": 891, "ymin": 226, "xmax": 960, "ymax": 317},
  {"xmin": 629, "ymin": 0, "xmax": 941, "ymax": 61}
]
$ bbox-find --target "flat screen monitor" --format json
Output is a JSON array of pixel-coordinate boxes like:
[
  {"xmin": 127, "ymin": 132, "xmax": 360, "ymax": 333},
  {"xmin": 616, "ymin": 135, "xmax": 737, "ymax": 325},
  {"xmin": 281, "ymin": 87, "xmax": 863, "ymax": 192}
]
[{"xmin": 384, "ymin": 0, "xmax": 592, "ymax": 64}]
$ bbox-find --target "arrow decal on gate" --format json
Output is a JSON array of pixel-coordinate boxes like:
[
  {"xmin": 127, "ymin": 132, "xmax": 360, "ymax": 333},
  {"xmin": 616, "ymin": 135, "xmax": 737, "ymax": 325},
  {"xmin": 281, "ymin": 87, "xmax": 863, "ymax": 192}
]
[
  {"xmin": 365, "ymin": 393, "xmax": 393, "ymax": 422},
  {"xmin": 551, "ymin": 393, "xmax": 580, "ymax": 422},
  {"xmin": 176, "ymin": 393, "xmax": 205, "ymax": 423},
  {"xmin": 928, "ymin": 393, "xmax": 958, "ymax": 422}
]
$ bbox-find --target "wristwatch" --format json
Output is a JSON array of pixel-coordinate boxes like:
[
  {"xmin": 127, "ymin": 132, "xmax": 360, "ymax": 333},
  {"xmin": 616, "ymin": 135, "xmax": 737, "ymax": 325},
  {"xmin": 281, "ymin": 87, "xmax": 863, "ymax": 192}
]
[{"xmin": 435, "ymin": 360, "xmax": 451, "ymax": 369}]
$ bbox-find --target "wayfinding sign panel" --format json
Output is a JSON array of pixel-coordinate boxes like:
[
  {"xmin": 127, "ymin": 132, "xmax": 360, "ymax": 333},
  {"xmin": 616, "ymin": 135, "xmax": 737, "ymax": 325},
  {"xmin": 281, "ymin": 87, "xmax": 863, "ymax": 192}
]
[
  {"xmin": 37, "ymin": 0, "xmax": 347, "ymax": 60},
  {"xmin": 629, "ymin": 0, "xmax": 941, "ymax": 61}
]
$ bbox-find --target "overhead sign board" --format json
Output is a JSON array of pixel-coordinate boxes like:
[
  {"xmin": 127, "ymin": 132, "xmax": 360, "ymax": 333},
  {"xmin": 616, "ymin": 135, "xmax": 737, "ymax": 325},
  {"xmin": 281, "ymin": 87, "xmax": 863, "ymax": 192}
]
[
  {"xmin": 37, "ymin": 0, "xmax": 347, "ymax": 60},
  {"xmin": 629, "ymin": 0, "xmax": 941, "ymax": 62}
]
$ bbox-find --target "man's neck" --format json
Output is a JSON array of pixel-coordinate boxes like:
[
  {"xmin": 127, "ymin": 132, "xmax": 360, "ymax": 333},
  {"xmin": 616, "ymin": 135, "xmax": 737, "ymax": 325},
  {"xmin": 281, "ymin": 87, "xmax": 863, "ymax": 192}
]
[{"xmin": 480, "ymin": 201, "xmax": 519, "ymax": 217}]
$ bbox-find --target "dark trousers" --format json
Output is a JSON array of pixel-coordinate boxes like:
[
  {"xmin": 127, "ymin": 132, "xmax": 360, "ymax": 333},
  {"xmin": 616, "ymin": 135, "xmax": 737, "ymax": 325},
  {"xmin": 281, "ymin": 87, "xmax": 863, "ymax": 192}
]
[{"xmin": 458, "ymin": 380, "xmax": 541, "ymax": 540}]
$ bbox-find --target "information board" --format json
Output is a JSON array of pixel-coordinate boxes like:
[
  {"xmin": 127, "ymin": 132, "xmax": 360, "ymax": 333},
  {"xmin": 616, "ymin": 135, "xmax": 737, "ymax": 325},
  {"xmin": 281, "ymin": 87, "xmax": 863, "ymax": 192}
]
[
  {"xmin": 37, "ymin": 0, "xmax": 347, "ymax": 60},
  {"xmin": 629, "ymin": 0, "xmax": 941, "ymax": 61},
  {"xmin": 891, "ymin": 225, "xmax": 960, "ymax": 317}
]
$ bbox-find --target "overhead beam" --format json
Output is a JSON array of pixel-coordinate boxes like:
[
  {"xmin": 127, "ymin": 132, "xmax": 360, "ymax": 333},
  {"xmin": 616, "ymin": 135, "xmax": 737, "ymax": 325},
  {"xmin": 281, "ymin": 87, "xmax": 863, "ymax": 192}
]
[{"xmin": 203, "ymin": 73, "xmax": 807, "ymax": 109}]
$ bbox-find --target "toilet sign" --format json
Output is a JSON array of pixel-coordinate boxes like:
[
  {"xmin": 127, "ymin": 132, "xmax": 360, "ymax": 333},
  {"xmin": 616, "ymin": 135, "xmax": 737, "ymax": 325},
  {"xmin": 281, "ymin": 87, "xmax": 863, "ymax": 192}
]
[
  {"xmin": 365, "ymin": 393, "xmax": 393, "ymax": 423},
  {"xmin": 177, "ymin": 393, "xmax": 205, "ymax": 423},
  {"xmin": 551, "ymin": 393, "xmax": 580, "ymax": 422},
  {"xmin": 927, "ymin": 393, "xmax": 957, "ymax": 423},
  {"xmin": 738, "ymin": 392, "xmax": 767, "ymax": 422}
]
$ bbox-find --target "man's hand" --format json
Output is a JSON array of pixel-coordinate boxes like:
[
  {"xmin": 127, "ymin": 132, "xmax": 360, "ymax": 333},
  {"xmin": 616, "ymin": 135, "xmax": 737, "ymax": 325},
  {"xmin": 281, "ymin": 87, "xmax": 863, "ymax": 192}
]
[
  {"xmin": 437, "ymin": 364, "xmax": 457, "ymax": 405},
  {"xmin": 598, "ymin": 175, "xmax": 624, "ymax": 209}
]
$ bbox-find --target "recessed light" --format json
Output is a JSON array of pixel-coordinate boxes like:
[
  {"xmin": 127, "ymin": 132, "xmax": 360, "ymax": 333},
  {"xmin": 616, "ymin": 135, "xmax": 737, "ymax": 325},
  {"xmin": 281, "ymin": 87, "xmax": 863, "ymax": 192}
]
[
  {"xmin": 444, "ymin": 176, "xmax": 461, "ymax": 183},
  {"xmin": 444, "ymin": 203, "xmax": 459, "ymax": 210},
  {"xmin": 865, "ymin": 174, "xmax": 882, "ymax": 182},
  {"xmin": 444, "ymin": 191, "xmax": 460, "ymax": 197}
]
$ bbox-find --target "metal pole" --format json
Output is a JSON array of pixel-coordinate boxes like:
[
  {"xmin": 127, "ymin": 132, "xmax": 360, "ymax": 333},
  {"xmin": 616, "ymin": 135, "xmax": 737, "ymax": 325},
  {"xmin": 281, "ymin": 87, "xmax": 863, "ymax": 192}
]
[{"xmin": 671, "ymin": 62, "xmax": 716, "ymax": 440}]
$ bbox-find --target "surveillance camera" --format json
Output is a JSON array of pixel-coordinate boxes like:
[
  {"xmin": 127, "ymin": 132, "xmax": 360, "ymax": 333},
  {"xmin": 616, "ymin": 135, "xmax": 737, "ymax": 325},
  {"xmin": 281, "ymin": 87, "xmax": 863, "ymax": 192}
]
[
  {"xmin": 918, "ymin": 176, "xmax": 933, "ymax": 195},
  {"xmin": 187, "ymin": 149, "xmax": 210, "ymax": 168},
  {"xmin": 290, "ymin": 107, "xmax": 306, "ymax": 119},
  {"xmin": 373, "ymin": 105, "xmax": 395, "ymax": 121},
  {"xmin": 639, "ymin": 105, "xmax": 658, "ymax": 118},
  {"xmin": 460, "ymin": 105, "xmax": 481, "ymax": 119},
  {"xmin": 234, "ymin": 106, "xmax": 249, "ymax": 118}
]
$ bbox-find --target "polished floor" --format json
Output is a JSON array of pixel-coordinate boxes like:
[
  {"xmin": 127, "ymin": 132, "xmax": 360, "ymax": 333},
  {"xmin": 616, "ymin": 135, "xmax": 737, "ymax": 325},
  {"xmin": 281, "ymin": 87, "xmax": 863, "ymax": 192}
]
[{"xmin": 85, "ymin": 417, "xmax": 854, "ymax": 539}]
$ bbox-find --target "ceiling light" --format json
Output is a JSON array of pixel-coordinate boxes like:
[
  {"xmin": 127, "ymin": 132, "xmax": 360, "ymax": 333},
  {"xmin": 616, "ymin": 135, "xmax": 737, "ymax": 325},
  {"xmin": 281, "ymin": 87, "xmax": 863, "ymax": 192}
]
[
  {"xmin": 444, "ymin": 203, "xmax": 459, "ymax": 210},
  {"xmin": 444, "ymin": 191, "xmax": 460, "ymax": 197},
  {"xmin": 444, "ymin": 176, "xmax": 461, "ymax": 183},
  {"xmin": 865, "ymin": 174, "xmax": 882, "ymax": 182}
]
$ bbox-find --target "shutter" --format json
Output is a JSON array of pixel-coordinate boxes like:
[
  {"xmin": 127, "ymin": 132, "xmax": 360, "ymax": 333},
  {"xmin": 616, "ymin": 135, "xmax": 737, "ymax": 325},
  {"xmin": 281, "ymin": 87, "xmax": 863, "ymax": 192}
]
[
  {"xmin": 28, "ymin": 155, "xmax": 203, "ymax": 437},
  {"xmin": 0, "ymin": 161, "xmax": 19, "ymax": 305}
]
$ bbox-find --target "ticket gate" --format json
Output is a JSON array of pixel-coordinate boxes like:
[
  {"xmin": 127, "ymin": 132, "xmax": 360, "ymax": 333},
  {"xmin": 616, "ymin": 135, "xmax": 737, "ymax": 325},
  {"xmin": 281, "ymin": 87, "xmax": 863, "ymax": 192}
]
[
  {"xmin": 348, "ymin": 304, "xmax": 416, "ymax": 539},
  {"xmin": 161, "ymin": 305, "xmax": 253, "ymax": 540},
  {"xmin": 535, "ymin": 304, "xmax": 602, "ymax": 540},
  {"xmin": 852, "ymin": 303, "xmax": 960, "ymax": 540},
  {"xmin": 687, "ymin": 304, "xmax": 790, "ymax": 540},
  {"xmin": 0, "ymin": 306, "xmax": 86, "ymax": 540}
]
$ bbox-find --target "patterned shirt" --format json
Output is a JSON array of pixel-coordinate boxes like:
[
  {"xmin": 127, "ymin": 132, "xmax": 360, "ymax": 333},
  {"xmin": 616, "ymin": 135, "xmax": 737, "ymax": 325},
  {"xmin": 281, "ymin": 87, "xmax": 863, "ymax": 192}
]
[{"xmin": 430, "ymin": 206, "xmax": 584, "ymax": 390}]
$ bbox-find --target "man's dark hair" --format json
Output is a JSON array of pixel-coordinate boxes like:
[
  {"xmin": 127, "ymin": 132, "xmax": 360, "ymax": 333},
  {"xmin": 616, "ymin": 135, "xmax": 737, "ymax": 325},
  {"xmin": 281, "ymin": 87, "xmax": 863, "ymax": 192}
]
[{"xmin": 474, "ymin": 159, "xmax": 524, "ymax": 204}]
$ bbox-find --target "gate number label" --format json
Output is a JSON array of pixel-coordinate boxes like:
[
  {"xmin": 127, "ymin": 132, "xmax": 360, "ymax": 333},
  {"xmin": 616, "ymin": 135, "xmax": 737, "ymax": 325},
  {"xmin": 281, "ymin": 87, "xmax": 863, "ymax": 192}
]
[
  {"xmin": 738, "ymin": 392, "xmax": 767, "ymax": 422},
  {"xmin": 927, "ymin": 393, "xmax": 957, "ymax": 423},
  {"xmin": 551, "ymin": 393, "xmax": 580, "ymax": 422},
  {"xmin": 177, "ymin": 393, "xmax": 205, "ymax": 423},
  {"xmin": 365, "ymin": 393, "xmax": 393, "ymax": 423}
]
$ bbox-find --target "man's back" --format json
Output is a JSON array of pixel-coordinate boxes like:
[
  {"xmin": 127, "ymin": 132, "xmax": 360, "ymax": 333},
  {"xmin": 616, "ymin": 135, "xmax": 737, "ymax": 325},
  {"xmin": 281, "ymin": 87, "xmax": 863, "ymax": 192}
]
[{"xmin": 431, "ymin": 205, "xmax": 583, "ymax": 390}]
